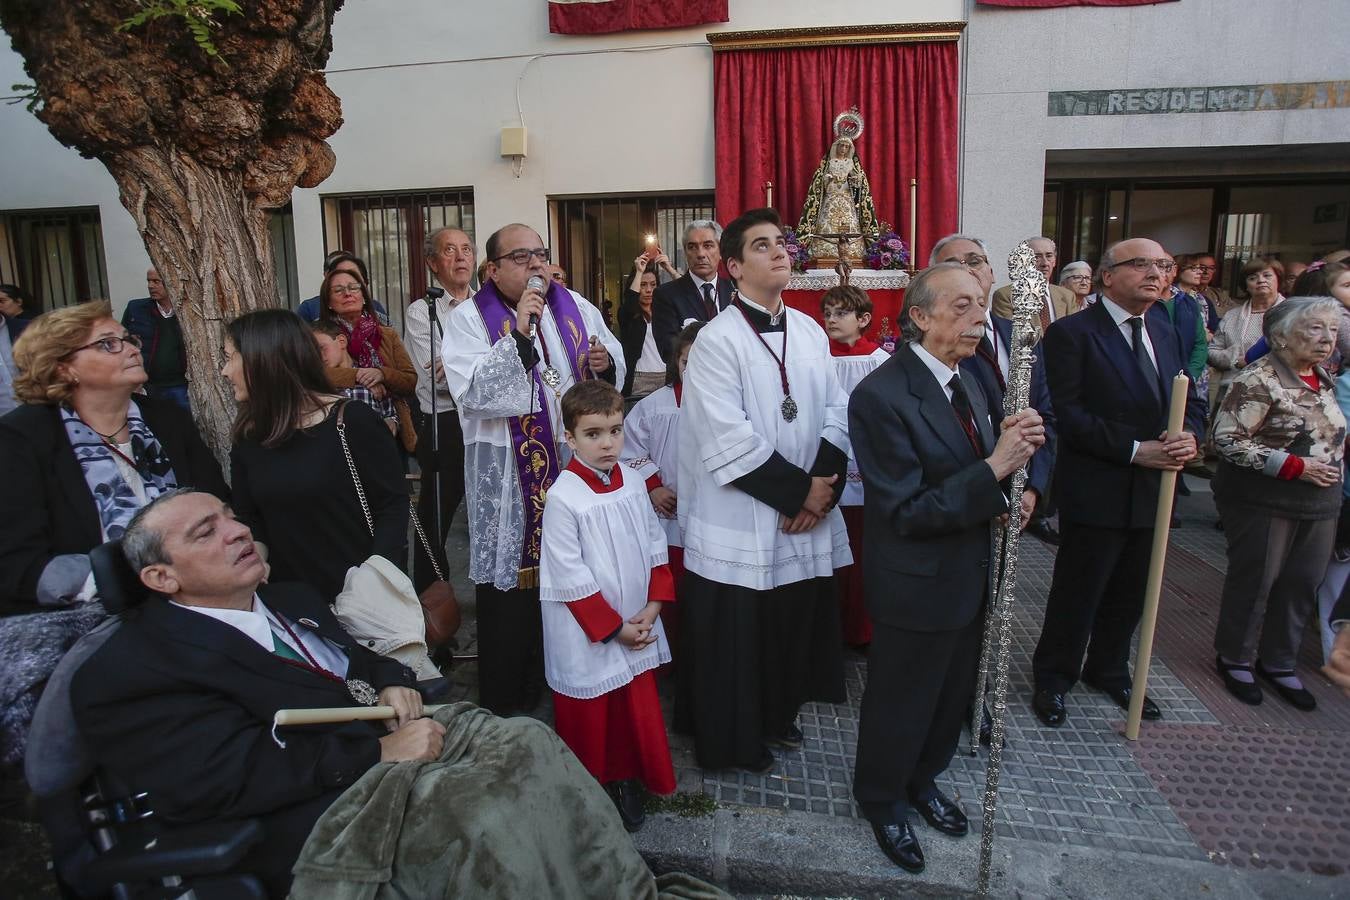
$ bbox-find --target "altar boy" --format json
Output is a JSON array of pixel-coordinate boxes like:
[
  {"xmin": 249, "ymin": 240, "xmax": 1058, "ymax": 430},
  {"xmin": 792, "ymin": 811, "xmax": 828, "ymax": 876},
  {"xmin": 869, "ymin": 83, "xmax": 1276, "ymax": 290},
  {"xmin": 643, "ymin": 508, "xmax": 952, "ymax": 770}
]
[
  {"xmin": 821, "ymin": 285, "xmax": 890, "ymax": 648},
  {"xmin": 540, "ymin": 380, "xmax": 677, "ymax": 833},
  {"xmin": 675, "ymin": 208, "xmax": 851, "ymax": 772}
]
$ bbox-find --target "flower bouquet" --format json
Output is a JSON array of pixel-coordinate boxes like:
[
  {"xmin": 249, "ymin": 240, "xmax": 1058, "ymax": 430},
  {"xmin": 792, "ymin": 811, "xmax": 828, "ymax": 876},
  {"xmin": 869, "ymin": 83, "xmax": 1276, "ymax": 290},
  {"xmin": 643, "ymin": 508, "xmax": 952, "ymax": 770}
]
[
  {"xmin": 863, "ymin": 223, "xmax": 910, "ymax": 271},
  {"xmin": 783, "ymin": 228, "xmax": 812, "ymax": 273}
]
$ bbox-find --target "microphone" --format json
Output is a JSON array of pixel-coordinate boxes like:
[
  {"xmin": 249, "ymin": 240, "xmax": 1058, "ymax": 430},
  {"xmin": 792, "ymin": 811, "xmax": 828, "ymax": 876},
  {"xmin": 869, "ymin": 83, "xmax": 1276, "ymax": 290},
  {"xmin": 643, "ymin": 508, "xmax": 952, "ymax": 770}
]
[
  {"xmin": 525, "ymin": 274, "xmax": 548, "ymax": 332},
  {"xmin": 425, "ymin": 286, "xmax": 445, "ymax": 306}
]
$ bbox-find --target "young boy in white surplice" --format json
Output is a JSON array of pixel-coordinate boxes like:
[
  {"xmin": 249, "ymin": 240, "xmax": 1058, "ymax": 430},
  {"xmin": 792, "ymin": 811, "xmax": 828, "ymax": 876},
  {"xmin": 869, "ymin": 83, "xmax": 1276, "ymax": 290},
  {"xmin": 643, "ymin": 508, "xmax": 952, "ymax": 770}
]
[{"xmin": 539, "ymin": 380, "xmax": 676, "ymax": 833}]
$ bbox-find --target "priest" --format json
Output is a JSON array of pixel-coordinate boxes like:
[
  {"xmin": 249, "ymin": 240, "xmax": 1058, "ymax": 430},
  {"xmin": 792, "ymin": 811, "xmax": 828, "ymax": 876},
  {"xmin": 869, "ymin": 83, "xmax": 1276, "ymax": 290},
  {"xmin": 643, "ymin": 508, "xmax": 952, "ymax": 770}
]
[
  {"xmin": 675, "ymin": 208, "xmax": 850, "ymax": 772},
  {"xmin": 442, "ymin": 224, "xmax": 625, "ymax": 716}
]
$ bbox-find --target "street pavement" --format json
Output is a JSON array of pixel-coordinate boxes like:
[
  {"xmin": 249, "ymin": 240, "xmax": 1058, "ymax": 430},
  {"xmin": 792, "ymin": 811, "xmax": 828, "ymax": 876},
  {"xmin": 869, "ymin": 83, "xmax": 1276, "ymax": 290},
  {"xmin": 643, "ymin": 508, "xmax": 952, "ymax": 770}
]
[{"xmin": 442, "ymin": 476, "xmax": 1350, "ymax": 898}]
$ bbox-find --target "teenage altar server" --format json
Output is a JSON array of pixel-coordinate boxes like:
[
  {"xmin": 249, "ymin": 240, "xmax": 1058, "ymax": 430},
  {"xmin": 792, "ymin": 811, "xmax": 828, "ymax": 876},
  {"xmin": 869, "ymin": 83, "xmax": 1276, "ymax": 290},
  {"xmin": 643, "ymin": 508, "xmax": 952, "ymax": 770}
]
[
  {"xmin": 442, "ymin": 223, "xmax": 625, "ymax": 717},
  {"xmin": 675, "ymin": 208, "xmax": 850, "ymax": 773},
  {"xmin": 541, "ymin": 380, "xmax": 676, "ymax": 833},
  {"xmin": 821, "ymin": 284, "xmax": 891, "ymax": 648}
]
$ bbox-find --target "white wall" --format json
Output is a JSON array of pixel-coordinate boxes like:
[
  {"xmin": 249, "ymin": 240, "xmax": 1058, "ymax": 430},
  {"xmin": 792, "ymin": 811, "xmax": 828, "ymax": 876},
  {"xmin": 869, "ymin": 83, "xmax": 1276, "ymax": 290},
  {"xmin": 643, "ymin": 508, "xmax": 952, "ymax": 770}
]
[
  {"xmin": 961, "ymin": 0, "xmax": 1350, "ymax": 281},
  {"xmin": 0, "ymin": 0, "xmax": 962, "ymax": 310}
]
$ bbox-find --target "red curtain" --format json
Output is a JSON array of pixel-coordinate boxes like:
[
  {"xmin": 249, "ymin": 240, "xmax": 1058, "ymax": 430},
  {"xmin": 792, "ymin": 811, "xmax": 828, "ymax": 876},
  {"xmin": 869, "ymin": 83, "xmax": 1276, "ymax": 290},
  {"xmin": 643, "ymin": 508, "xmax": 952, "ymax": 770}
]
[{"xmin": 713, "ymin": 41, "xmax": 959, "ymax": 265}]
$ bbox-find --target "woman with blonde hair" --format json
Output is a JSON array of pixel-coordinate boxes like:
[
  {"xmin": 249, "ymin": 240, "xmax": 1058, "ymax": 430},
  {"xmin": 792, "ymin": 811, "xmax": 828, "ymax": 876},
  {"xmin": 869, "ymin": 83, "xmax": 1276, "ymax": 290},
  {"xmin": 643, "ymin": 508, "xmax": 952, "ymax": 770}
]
[{"xmin": 0, "ymin": 300, "xmax": 224, "ymax": 765}]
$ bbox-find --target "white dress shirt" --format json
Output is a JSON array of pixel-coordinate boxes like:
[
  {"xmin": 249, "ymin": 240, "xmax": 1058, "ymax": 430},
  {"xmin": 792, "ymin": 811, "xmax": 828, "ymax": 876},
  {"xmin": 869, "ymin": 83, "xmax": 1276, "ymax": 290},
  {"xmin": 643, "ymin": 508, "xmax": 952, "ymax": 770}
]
[
  {"xmin": 911, "ymin": 341, "xmax": 960, "ymax": 400},
  {"xmin": 174, "ymin": 594, "xmax": 350, "ymax": 677}
]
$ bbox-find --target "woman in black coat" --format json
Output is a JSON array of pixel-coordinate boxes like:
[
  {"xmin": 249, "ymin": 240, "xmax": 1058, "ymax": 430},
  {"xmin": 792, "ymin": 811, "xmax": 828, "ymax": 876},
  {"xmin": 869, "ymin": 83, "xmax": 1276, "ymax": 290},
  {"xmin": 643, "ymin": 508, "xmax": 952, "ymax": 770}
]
[
  {"xmin": 0, "ymin": 300, "xmax": 226, "ymax": 766},
  {"xmin": 617, "ymin": 255, "xmax": 669, "ymax": 398},
  {"xmin": 0, "ymin": 301, "xmax": 226, "ymax": 616},
  {"xmin": 223, "ymin": 309, "xmax": 408, "ymax": 601}
]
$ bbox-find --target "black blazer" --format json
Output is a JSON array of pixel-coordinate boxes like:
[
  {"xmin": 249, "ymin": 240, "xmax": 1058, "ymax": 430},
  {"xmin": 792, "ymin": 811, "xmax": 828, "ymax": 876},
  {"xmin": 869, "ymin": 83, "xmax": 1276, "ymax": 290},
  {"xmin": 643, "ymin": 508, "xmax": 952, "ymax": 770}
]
[
  {"xmin": 71, "ymin": 582, "xmax": 416, "ymax": 895},
  {"xmin": 959, "ymin": 314, "xmax": 1057, "ymax": 498},
  {"xmin": 0, "ymin": 396, "xmax": 227, "ymax": 615},
  {"xmin": 651, "ymin": 272, "xmax": 734, "ymax": 362},
  {"xmin": 1043, "ymin": 299, "xmax": 1206, "ymax": 530},
  {"xmin": 849, "ymin": 344, "xmax": 1010, "ymax": 633}
]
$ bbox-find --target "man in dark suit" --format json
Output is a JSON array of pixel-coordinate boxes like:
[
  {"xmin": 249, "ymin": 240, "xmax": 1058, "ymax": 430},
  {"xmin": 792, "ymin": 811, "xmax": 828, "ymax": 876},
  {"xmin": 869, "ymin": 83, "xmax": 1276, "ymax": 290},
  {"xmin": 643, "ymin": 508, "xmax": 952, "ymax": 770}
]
[
  {"xmin": 1030, "ymin": 237, "xmax": 1206, "ymax": 729},
  {"xmin": 849, "ymin": 263, "xmax": 1045, "ymax": 874},
  {"xmin": 72, "ymin": 489, "xmax": 441, "ymax": 896},
  {"xmin": 650, "ymin": 219, "xmax": 735, "ymax": 360}
]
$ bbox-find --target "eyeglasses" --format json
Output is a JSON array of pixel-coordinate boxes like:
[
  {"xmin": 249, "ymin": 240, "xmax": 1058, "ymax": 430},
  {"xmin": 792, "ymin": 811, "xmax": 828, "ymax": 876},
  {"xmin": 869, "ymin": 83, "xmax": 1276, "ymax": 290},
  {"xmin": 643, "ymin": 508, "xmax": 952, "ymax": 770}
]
[
  {"xmin": 1186, "ymin": 264, "xmax": 1216, "ymax": 272},
  {"xmin": 943, "ymin": 254, "xmax": 989, "ymax": 270},
  {"xmin": 68, "ymin": 334, "xmax": 142, "ymax": 357},
  {"xmin": 1064, "ymin": 274, "xmax": 1092, "ymax": 282},
  {"xmin": 491, "ymin": 247, "xmax": 551, "ymax": 266},
  {"xmin": 821, "ymin": 308, "xmax": 857, "ymax": 320},
  {"xmin": 329, "ymin": 284, "xmax": 365, "ymax": 297},
  {"xmin": 1108, "ymin": 257, "xmax": 1176, "ymax": 274}
]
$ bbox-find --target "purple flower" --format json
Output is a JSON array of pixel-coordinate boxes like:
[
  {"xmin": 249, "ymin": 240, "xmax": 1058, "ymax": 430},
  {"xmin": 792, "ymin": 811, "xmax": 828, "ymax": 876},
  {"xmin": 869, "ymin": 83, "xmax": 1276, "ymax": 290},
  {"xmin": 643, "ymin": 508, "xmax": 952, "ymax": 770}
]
[
  {"xmin": 886, "ymin": 238, "xmax": 903, "ymax": 250},
  {"xmin": 880, "ymin": 252, "xmax": 893, "ymax": 266}
]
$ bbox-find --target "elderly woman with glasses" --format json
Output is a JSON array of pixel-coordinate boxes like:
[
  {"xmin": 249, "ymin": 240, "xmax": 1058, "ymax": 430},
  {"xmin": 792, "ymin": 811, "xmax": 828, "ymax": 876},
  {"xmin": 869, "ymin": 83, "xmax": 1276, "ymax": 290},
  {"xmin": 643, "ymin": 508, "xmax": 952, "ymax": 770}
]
[
  {"xmin": 1212, "ymin": 296, "xmax": 1345, "ymax": 710},
  {"xmin": 1058, "ymin": 261, "xmax": 1093, "ymax": 310},
  {"xmin": 320, "ymin": 267, "xmax": 418, "ymax": 451},
  {"xmin": 0, "ymin": 300, "xmax": 225, "ymax": 764}
]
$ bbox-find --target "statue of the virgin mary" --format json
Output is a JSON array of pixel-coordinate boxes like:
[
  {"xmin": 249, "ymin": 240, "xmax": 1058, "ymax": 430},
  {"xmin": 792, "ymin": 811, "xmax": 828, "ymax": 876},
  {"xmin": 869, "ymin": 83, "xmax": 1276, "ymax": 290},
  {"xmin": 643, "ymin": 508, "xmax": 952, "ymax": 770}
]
[{"xmin": 797, "ymin": 110, "xmax": 881, "ymax": 262}]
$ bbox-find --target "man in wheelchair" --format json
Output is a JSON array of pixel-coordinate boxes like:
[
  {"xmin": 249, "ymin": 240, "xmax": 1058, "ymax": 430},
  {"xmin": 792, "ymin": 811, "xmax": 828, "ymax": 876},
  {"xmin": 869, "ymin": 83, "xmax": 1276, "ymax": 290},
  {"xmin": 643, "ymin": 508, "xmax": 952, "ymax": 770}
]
[
  {"xmin": 69, "ymin": 488, "xmax": 444, "ymax": 894},
  {"xmin": 60, "ymin": 489, "xmax": 722, "ymax": 899}
]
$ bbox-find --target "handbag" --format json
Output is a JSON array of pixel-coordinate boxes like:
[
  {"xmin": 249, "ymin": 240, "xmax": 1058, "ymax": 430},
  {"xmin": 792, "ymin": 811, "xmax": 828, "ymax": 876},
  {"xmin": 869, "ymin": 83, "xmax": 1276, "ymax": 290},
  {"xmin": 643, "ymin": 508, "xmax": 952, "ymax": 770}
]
[{"xmin": 336, "ymin": 401, "xmax": 461, "ymax": 648}]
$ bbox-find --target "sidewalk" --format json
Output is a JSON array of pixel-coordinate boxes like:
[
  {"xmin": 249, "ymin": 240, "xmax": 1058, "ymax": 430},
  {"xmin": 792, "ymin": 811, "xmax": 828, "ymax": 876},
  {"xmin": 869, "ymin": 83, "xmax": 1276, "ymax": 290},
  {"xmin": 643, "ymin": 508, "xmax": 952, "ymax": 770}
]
[{"xmin": 444, "ymin": 479, "xmax": 1350, "ymax": 898}]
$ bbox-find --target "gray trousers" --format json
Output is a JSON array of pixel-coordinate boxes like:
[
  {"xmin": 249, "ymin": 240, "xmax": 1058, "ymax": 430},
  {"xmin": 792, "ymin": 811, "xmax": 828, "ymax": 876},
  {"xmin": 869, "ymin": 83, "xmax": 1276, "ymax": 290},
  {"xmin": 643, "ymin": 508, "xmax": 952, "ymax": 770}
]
[{"xmin": 1213, "ymin": 504, "xmax": 1334, "ymax": 670}]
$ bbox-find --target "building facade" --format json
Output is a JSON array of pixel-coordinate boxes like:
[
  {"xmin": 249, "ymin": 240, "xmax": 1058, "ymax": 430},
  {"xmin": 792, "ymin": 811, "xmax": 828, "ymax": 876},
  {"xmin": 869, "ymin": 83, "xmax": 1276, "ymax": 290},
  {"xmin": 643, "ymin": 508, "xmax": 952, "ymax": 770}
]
[{"xmin": 1, "ymin": 0, "xmax": 1346, "ymax": 321}]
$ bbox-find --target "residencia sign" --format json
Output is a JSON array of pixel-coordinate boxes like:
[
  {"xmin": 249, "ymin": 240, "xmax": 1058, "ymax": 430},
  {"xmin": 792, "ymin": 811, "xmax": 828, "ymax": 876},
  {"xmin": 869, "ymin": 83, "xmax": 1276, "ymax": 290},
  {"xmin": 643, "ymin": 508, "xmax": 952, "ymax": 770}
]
[{"xmin": 1049, "ymin": 80, "xmax": 1350, "ymax": 116}]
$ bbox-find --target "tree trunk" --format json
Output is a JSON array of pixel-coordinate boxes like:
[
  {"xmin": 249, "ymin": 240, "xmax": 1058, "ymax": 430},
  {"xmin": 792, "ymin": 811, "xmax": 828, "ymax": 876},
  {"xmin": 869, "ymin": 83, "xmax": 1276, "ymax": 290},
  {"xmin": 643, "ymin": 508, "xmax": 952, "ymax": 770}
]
[{"xmin": 108, "ymin": 147, "xmax": 281, "ymax": 470}]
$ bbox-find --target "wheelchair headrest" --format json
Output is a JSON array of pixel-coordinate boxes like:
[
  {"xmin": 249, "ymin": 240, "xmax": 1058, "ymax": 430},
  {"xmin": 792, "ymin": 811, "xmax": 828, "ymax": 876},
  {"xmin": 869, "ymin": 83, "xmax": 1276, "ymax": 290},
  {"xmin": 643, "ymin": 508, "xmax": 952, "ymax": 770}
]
[{"xmin": 90, "ymin": 540, "xmax": 151, "ymax": 615}]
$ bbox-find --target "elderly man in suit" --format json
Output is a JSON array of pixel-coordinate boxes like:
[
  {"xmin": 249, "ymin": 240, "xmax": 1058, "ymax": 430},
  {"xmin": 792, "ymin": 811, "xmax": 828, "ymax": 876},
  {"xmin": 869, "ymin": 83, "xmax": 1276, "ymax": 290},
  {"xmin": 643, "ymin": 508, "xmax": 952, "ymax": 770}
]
[
  {"xmin": 651, "ymin": 219, "xmax": 735, "ymax": 360},
  {"xmin": 1030, "ymin": 237, "xmax": 1206, "ymax": 728},
  {"xmin": 71, "ymin": 489, "xmax": 437, "ymax": 895},
  {"xmin": 934, "ymin": 234, "xmax": 1061, "ymax": 547},
  {"xmin": 991, "ymin": 237, "xmax": 1080, "ymax": 338},
  {"xmin": 849, "ymin": 263, "xmax": 1045, "ymax": 874}
]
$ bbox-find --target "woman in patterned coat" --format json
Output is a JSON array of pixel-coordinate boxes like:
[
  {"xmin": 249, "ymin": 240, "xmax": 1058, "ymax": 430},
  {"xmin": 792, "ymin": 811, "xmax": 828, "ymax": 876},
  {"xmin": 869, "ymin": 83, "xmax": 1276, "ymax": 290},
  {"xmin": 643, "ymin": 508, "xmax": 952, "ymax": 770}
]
[{"xmin": 1212, "ymin": 297, "xmax": 1346, "ymax": 710}]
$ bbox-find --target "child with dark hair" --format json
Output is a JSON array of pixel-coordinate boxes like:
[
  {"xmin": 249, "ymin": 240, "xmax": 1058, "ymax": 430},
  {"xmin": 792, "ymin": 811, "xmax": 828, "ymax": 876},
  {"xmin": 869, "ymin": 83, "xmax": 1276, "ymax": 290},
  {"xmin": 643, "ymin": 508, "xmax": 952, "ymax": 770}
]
[
  {"xmin": 621, "ymin": 322, "xmax": 704, "ymax": 656},
  {"xmin": 821, "ymin": 285, "xmax": 889, "ymax": 647},
  {"xmin": 540, "ymin": 379, "xmax": 677, "ymax": 832}
]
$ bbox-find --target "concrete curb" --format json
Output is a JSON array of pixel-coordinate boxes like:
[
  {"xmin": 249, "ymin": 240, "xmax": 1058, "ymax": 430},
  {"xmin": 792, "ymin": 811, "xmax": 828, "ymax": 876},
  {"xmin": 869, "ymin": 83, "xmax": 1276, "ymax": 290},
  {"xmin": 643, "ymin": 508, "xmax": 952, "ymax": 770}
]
[{"xmin": 634, "ymin": 806, "xmax": 1350, "ymax": 899}]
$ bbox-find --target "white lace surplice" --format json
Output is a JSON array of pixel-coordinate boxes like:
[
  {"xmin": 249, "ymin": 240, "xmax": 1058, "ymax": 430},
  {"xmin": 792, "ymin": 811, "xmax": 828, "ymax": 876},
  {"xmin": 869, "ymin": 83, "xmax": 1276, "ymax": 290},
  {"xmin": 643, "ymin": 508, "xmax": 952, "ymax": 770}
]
[
  {"xmin": 441, "ymin": 292, "xmax": 626, "ymax": 590},
  {"xmin": 621, "ymin": 385, "xmax": 682, "ymax": 547},
  {"xmin": 539, "ymin": 469, "xmax": 670, "ymax": 699},
  {"xmin": 677, "ymin": 306, "xmax": 853, "ymax": 591},
  {"xmin": 833, "ymin": 349, "xmax": 890, "ymax": 507}
]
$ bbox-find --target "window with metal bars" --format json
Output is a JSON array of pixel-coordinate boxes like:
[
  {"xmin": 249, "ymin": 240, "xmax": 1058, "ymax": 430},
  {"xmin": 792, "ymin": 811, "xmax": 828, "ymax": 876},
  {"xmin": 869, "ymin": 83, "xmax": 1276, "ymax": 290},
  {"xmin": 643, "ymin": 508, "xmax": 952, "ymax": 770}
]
[
  {"xmin": 549, "ymin": 193, "xmax": 716, "ymax": 324},
  {"xmin": 0, "ymin": 207, "xmax": 109, "ymax": 313},
  {"xmin": 320, "ymin": 188, "xmax": 475, "ymax": 334}
]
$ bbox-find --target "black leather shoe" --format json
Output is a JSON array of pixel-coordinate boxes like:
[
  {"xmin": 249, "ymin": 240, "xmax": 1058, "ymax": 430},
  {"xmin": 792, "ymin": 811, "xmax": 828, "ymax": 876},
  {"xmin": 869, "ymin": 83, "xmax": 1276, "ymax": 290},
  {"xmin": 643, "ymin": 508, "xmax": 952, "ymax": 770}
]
[
  {"xmin": 910, "ymin": 790, "xmax": 968, "ymax": 837},
  {"xmin": 767, "ymin": 722, "xmax": 803, "ymax": 751},
  {"xmin": 870, "ymin": 819, "xmax": 925, "ymax": 873},
  {"xmin": 1216, "ymin": 656, "xmax": 1262, "ymax": 705},
  {"xmin": 1025, "ymin": 518, "xmax": 1061, "ymax": 546},
  {"xmin": 609, "ymin": 780, "xmax": 646, "ymax": 832},
  {"xmin": 1255, "ymin": 660, "xmax": 1316, "ymax": 711},
  {"xmin": 1032, "ymin": 688, "xmax": 1066, "ymax": 728},
  {"xmin": 1086, "ymin": 681, "xmax": 1161, "ymax": 720},
  {"xmin": 976, "ymin": 704, "xmax": 1008, "ymax": 749}
]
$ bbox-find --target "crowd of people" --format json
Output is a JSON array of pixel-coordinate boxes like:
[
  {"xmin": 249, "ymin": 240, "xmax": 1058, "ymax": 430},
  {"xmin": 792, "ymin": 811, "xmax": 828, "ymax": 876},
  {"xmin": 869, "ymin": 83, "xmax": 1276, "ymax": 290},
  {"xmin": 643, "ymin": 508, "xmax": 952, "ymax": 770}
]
[{"xmin": 2, "ymin": 211, "xmax": 1350, "ymax": 894}]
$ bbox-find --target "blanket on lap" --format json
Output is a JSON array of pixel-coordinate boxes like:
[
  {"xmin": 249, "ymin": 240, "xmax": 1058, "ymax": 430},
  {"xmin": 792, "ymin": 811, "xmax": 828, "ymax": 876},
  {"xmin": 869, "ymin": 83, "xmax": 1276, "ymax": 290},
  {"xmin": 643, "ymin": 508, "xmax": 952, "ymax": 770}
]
[{"xmin": 290, "ymin": 702, "xmax": 728, "ymax": 900}]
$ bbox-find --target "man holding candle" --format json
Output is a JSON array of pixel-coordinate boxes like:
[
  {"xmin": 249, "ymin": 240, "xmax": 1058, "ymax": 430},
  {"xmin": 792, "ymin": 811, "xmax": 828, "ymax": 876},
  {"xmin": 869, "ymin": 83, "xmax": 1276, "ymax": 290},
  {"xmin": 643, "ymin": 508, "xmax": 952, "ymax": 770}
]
[{"xmin": 1029, "ymin": 238, "xmax": 1206, "ymax": 729}]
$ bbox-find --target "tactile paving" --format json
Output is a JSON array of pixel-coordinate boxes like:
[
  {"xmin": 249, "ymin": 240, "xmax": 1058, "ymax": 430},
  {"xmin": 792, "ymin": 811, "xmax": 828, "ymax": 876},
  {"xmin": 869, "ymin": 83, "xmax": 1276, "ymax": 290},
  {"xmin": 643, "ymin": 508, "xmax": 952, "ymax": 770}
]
[{"xmin": 1127, "ymin": 722, "xmax": 1350, "ymax": 876}]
